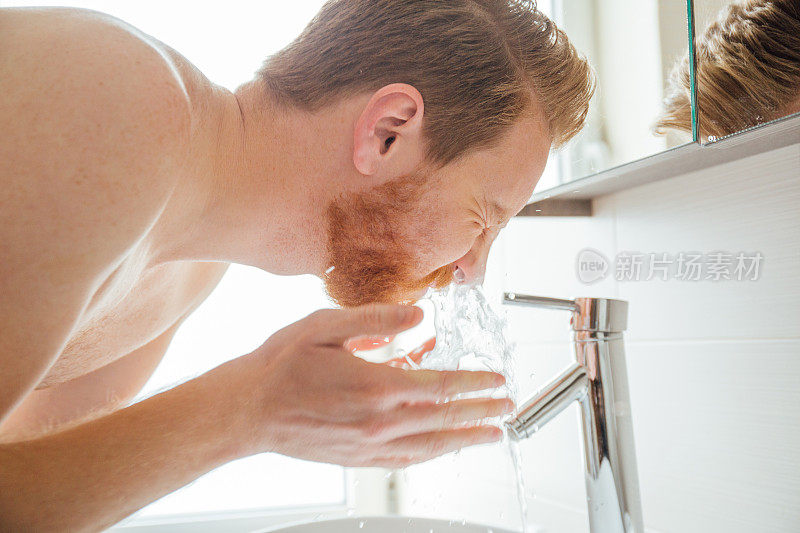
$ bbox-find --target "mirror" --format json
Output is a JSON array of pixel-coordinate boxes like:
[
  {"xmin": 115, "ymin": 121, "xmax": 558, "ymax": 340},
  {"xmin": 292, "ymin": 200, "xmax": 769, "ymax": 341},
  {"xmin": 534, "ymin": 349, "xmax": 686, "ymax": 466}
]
[
  {"xmin": 533, "ymin": 0, "xmax": 695, "ymax": 193},
  {"xmin": 669, "ymin": 0, "xmax": 800, "ymax": 143}
]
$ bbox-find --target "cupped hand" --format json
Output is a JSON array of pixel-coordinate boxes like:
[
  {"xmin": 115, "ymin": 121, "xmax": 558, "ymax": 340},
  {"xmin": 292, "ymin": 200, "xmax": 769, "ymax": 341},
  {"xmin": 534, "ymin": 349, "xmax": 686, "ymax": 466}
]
[{"xmin": 236, "ymin": 304, "xmax": 512, "ymax": 468}]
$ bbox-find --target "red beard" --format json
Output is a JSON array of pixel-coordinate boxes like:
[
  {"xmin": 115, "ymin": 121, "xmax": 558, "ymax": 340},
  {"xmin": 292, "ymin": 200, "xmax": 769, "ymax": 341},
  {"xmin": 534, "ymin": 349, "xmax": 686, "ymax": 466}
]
[{"xmin": 323, "ymin": 172, "xmax": 454, "ymax": 307}]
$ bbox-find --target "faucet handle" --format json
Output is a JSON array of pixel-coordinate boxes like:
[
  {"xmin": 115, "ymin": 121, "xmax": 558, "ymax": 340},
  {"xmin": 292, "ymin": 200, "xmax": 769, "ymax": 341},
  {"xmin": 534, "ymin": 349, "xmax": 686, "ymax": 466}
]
[{"xmin": 503, "ymin": 292, "xmax": 579, "ymax": 312}]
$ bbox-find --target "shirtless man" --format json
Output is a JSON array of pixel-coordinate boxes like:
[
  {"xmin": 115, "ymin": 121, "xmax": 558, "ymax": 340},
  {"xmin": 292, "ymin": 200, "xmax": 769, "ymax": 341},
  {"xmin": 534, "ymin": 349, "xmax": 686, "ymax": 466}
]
[{"xmin": 0, "ymin": 2, "xmax": 593, "ymax": 530}]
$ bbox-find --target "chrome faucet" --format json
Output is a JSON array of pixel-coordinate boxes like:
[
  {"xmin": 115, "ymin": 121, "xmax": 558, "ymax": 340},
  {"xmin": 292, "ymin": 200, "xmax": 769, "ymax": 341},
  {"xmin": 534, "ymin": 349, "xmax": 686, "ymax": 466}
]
[{"xmin": 502, "ymin": 293, "xmax": 644, "ymax": 533}]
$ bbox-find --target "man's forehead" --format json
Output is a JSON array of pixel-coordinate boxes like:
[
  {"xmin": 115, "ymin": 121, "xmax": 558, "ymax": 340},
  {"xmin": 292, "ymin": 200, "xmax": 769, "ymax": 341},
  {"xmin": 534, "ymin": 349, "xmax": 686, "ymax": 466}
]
[
  {"xmin": 479, "ymin": 112, "xmax": 550, "ymax": 171},
  {"xmin": 439, "ymin": 111, "xmax": 550, "ymax": 217},
  {"xmin": 480, "ymin": 146, "xmax": 549, "ymax": 218},
  {"xmin": 495, "ymin": 115, "xmax": 551, "ymax": 204}
]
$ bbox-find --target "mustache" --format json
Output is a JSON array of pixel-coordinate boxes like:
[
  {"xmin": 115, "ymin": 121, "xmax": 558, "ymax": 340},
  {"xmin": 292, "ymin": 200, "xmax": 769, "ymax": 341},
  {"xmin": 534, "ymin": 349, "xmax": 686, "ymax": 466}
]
[
  {"xmin": 324, "ymin": 261, "xmax": 455, "ymax": 307},
  {"xmin": 415, "ymin": 264, "xmax": 455, "ymax": 294}
]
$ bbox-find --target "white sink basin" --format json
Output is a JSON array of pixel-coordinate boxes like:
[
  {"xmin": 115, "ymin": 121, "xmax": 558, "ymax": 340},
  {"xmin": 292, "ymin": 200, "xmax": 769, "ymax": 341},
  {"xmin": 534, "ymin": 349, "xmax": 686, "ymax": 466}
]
[{"xmin": 260, "ymin": 516, "xmax": 518, "ymax": 533}]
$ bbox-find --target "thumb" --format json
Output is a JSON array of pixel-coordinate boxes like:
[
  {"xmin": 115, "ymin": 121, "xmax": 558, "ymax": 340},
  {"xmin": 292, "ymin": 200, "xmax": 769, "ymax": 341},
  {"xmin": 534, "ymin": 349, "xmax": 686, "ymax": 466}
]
[{"xmin": 306, "ymin": 304, "xmax": 423, "ymax": 347}]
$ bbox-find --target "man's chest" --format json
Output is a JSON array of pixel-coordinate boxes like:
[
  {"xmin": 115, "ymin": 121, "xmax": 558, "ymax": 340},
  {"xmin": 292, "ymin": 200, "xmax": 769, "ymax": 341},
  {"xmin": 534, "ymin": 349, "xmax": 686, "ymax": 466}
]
[
  {"xmin": 40, "ymin": 259, "xmax": 230, "ymax": 388},
  {"xmin": 0, "ymin": 259, "xmax": 228, "ymax": 442}
]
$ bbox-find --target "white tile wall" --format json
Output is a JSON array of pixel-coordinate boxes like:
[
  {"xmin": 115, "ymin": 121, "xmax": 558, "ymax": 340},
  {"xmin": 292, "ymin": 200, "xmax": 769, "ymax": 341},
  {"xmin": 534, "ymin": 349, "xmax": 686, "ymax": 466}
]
[
  {"xmin": 627, "ymin": 340, "xmax": 800, "ymax": 532},
  {"xmin": 401, "ymin": 143, "xmax": 800, "ymax": 532},
  {"xmin": 604, "ymin": 145, "xmax": 800, "ymax": 342}
]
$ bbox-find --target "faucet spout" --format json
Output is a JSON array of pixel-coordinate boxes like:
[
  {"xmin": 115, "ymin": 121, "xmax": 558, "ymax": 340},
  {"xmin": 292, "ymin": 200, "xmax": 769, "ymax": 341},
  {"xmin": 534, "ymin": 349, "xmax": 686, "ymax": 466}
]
[{"xmin": 507, "ymin": 363, "xmax": 588, "ymax": 440}]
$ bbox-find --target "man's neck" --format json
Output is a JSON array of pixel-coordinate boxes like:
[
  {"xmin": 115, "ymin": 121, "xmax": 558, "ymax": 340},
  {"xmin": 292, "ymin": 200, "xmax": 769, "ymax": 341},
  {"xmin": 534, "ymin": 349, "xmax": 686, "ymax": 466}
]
[{"xmin": 152, "ymin": 80, "xmax": 347, "ymax": 276}]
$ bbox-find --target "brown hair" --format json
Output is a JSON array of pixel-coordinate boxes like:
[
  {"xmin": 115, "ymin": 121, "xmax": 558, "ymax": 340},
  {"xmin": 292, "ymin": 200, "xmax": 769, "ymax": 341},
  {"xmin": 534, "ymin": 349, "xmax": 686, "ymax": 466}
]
[
  {"xmin": 258, "ymin": 0, "xmax": 594, "ymax": 165},
  {"xmin": 656, "ymin": 0, "xmax": 800, "ymax": 139}
]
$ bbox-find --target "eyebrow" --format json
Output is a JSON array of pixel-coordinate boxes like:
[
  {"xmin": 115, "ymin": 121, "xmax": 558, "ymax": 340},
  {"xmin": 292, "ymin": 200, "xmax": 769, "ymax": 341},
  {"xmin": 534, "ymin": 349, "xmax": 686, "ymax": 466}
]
[{"xmin": 488, "ymin": 200, "xmax": 517, "ymax": 222}]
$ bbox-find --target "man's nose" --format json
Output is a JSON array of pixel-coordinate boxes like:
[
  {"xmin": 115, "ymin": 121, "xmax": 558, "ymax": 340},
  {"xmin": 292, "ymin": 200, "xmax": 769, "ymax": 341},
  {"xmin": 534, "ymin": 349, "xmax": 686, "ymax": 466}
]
[{"xmin": 453, "ymin": 237, "xmax": 492, "ymax": 285}]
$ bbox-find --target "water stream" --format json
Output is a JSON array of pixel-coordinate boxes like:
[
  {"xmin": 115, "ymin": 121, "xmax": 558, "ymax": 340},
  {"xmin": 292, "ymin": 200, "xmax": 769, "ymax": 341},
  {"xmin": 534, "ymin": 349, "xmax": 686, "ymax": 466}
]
[{"xmin": 416, "ymin": 284, "xmax": 530, "ymax": 532}]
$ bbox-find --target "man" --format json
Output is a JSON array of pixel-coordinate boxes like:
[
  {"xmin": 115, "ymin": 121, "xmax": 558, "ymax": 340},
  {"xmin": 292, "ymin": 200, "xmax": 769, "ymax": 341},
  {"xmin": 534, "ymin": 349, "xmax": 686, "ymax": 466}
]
[
  {"xmin": 656, "ymin": 0, "xmax": 800, "ymax": 140},
  {"xmin": 0, "ymin": 1, "xmax": 593, "ymax": 530}
]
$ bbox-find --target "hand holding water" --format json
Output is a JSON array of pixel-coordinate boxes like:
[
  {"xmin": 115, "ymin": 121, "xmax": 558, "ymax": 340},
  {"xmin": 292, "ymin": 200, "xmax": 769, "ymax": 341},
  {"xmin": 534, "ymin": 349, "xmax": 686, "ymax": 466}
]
[{"xmin": 232, "ymin": 303, "xmax": 513, "ymax": 467}]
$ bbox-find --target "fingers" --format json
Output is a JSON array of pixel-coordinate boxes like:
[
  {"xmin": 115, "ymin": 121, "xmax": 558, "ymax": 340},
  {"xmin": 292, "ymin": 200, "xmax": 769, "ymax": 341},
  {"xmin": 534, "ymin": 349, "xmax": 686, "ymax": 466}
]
[
  {"xmin": 306, "ymin": 304, "xmax": 423, "ymax": 347},
  {"xmin": 384, "ymin": 336, "xmax": 436, "ymax": 368},
  {"xmin": 358, "ymin": 399, "xmax": 510, "ymax": 468},
  {"xmin": 387, "ymin": 336, "xmax": 437, "ymax": 367},
  {"xmin": 393, "ymin": 368, "xmax": 506, "ymax": 402},
  {"xmin": 385, "ymin": 425, "xmax": 503, "ymax": 461},
  {"xmin": 408, "ymin": 337, "xmax": 436, "ymax": 363},
  {"xmin": 366, "ymin": 456, "xmax": 418, "ymax": 469},
  {"xmin": 345, "ymin": 335, "xmax": 396, "ymax": 352},
  {"xmin": 387, "ymin": 397, "xmax": 514, "ymax": 437}
]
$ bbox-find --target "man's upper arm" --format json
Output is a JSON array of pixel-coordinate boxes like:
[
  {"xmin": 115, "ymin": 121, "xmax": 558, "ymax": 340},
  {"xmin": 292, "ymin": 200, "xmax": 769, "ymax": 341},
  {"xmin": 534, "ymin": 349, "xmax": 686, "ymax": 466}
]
[{"xmin": 0, "ymin": 7, "xmax": 192, "ymax": 421}]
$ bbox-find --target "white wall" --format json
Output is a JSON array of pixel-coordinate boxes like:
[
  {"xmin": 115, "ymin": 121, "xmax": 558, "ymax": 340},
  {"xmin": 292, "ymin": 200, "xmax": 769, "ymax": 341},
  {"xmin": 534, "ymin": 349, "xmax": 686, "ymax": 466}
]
[{"xmin": 401, "ymin": 143, "xmax": 800, "ymax": 532}]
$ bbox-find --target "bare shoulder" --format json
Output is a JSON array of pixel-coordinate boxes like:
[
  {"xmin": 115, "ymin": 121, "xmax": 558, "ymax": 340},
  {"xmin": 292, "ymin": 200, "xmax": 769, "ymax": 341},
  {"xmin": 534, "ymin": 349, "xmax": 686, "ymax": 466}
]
[
  {"xmin": 0, "ymin": 6, "xmax": 193, "ymax": 269},
  {"xmin": 0, "ymin": 7, "xmax": 195, "ymax": 419}
]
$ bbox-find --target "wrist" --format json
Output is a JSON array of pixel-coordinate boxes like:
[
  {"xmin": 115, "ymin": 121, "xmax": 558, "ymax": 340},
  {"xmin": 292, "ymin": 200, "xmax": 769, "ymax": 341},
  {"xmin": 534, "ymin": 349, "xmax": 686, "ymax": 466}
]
[{"xmin": 191, "ymin": 359, "xmax": 258, "ymax": 461}]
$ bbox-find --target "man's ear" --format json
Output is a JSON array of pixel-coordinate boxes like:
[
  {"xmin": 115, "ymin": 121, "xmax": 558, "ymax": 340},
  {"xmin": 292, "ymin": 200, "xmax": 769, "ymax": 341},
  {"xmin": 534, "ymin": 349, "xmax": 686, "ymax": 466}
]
[{"xmin": 352, "ymin": 83, "xmax": 425, "ymax": 177}]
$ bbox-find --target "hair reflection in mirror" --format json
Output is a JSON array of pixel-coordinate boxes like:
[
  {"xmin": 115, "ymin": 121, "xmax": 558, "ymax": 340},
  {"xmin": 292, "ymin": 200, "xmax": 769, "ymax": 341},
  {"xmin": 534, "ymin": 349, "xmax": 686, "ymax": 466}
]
[{"xmin": 655, "ymin": 0, "xmax": 800, "ymax": 141}]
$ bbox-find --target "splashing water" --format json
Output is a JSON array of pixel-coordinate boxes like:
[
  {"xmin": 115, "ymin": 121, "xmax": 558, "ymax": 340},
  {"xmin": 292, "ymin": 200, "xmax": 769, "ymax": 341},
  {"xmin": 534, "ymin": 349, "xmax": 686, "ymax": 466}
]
[
  {"xmin": 421, "ymin": 284, "xmax": 516, "ymax": 388},
  {"xmin": 417, "ymin": 284, "xmax": 530, "ymax": 532}
]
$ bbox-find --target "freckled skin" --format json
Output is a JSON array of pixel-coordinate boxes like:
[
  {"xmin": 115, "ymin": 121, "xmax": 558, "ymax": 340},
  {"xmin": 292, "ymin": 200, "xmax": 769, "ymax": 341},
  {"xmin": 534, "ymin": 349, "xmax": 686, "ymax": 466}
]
[{"xmin": 0, "ymin": 6, "xmax": 549, "ymax": 530}]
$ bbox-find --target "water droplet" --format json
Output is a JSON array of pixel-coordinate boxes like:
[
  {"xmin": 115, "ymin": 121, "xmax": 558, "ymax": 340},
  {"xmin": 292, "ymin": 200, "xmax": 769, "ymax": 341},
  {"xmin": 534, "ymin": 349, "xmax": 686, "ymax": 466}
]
[{"xmin": 359, "ymin": 520, "xmax": 366, "ymax": 529}]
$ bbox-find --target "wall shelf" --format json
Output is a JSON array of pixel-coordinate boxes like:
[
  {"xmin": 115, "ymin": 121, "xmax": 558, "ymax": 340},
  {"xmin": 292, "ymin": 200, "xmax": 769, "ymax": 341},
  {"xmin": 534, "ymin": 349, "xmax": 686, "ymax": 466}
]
[{"xmin": 518, "ymin": 113, "xmax": 800, "ymax": 216}]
